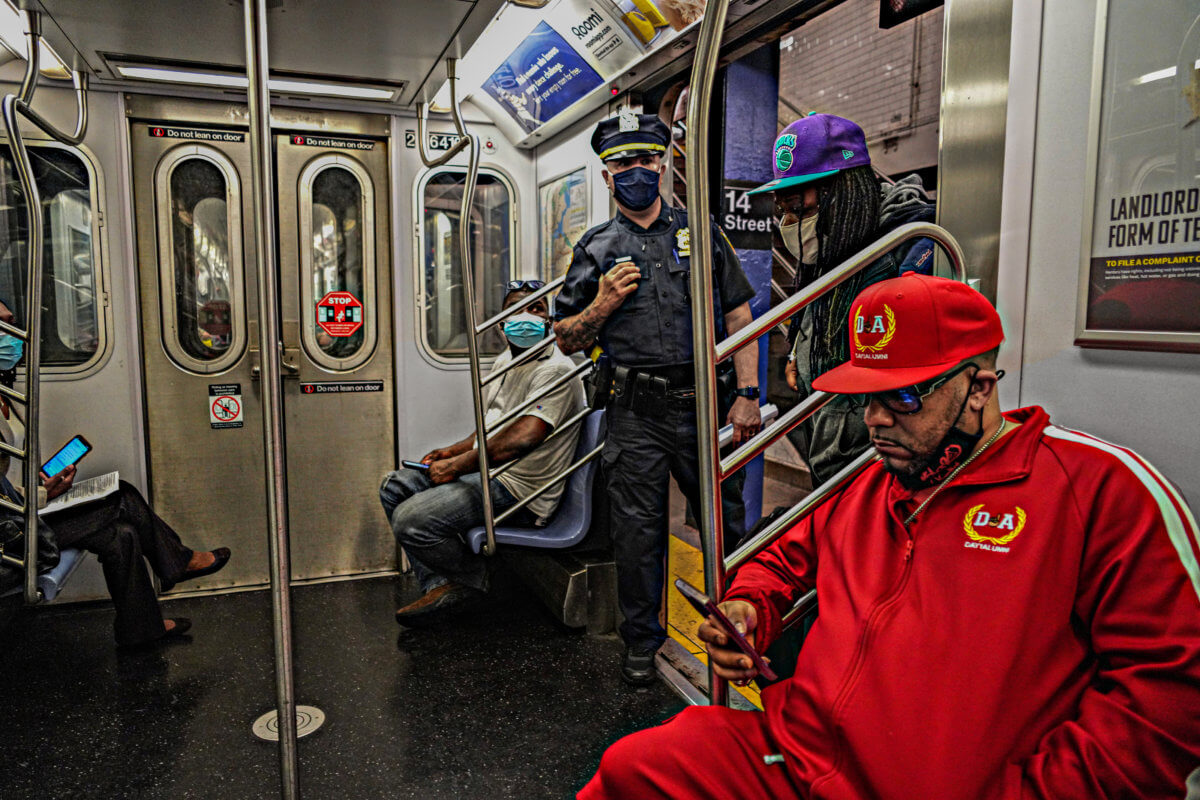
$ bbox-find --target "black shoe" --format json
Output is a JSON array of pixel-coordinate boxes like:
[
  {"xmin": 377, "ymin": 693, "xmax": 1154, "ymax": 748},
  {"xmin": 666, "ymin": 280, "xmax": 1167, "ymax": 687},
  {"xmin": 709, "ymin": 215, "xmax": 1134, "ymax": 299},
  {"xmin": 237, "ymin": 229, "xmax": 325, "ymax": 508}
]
[
  {"xmin": 163, "ymin": 617, "xmax": 192, "ymax": 637},
  {"xmin": 394, "ymin": 582, "xmax": 484, "ymax": 627},
  {"xmin": 621, "ymin": 645, "xmax": 659, "ymax": 686},
  {"xmin": 181, "ymin": 547, "xmax": 231, "ymax": 582}
]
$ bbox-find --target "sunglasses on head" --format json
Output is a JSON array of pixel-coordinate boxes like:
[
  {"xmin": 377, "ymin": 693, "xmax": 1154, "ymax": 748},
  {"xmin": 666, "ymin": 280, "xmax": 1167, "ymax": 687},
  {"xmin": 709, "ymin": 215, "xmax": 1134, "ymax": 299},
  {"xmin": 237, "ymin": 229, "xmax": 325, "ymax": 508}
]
[
  {"xmin": 869, "ymin": 362, "xmax": 979, "ymax": 415},
  {"xmin": 505, "ymin": 280, "xmax": 546, "ymax": 292}
]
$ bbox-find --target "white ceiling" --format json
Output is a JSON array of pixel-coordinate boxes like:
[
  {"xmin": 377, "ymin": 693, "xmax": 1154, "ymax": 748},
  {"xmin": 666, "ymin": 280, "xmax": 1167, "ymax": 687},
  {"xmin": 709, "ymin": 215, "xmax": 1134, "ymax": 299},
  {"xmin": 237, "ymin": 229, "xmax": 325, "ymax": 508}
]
[{"xmin": 26, "ymin": 0, "xmax": 506, "ymax": 105}]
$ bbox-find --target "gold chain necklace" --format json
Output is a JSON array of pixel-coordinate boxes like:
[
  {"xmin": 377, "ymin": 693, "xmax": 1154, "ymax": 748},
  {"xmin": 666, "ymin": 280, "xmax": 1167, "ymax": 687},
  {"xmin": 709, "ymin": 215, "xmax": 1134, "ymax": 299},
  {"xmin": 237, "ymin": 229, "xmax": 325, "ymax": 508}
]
[{"xmin": 903, "ymin": 420, "xmax": 1008, "ymax": 526}]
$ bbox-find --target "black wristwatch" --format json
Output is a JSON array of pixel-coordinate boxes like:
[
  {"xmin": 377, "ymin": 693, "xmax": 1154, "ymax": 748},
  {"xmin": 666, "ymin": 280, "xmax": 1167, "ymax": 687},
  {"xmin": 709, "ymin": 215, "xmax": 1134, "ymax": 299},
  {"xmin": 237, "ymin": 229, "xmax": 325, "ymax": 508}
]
[{"xmin": 734, "ymin": 386, "xmax": 760, "ymax": 400}]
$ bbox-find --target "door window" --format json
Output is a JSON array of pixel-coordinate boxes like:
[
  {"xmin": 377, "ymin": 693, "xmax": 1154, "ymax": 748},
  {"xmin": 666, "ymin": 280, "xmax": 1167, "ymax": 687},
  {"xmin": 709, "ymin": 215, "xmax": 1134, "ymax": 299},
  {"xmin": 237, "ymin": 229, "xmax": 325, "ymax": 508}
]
[
  {"xmin": 419, "ymin": 170, "xmax": 514, "ymax": 360},
  {"xmin": 298, "ymin": 156, "xmax": 376, "ymax": 371},
  {"xmin": 156, "ymin": 146, "xmax": 246, "ymax": 373},
  {"xmin": 0, "ymin": 144, "xmax": 105, "ymax": 368}
]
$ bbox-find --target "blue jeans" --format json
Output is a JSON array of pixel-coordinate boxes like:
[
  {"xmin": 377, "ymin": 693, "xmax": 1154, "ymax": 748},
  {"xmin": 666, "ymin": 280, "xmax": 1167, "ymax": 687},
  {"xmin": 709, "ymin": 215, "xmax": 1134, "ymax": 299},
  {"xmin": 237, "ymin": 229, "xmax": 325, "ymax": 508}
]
[{"xmin": 378, "ymin": 468, "xmax": 532, "ymax": 593}]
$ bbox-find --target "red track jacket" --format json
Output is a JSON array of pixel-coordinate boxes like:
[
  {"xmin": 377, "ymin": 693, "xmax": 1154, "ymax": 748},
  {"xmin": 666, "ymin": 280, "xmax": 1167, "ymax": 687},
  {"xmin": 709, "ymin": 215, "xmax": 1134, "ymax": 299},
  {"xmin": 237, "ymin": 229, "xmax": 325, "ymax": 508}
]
[{"xmin": 726, "ymin": 406, "xmax": 1200, "ymax": 799}]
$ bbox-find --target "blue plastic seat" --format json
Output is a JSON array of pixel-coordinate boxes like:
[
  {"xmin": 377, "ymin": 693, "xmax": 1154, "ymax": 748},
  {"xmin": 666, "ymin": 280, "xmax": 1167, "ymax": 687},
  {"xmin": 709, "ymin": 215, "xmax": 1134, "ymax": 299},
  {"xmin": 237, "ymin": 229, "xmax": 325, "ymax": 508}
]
[
  {"xmin": 1, "ymin": 547, "xmax": 85, "ymax": 602},
  {"xmin": 37, "ymin": 547, "xmax": 85, "ymax": 602},
  {"xmin": 466, "ymin": 410, "xmax": 605, "ymax": 554}
]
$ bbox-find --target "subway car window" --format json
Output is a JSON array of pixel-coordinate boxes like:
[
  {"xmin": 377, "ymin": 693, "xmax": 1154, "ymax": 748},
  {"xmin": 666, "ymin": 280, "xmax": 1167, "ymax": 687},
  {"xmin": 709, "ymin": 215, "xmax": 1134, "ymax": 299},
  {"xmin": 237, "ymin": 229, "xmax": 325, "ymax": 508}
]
[
  {"xmin": 309, "ymin": 166, "xmax": 365, "ymax": 361},
  {"xmin": 0, "ymin": 146, "xmax": 100, "ymax": 366},
  {"xmin": 168, "ymin": 158, "xmax": 236, "ymax": 362},
  {"xmin": 421, "ymin": 171, "xmax": 512, "ymax": 358}
]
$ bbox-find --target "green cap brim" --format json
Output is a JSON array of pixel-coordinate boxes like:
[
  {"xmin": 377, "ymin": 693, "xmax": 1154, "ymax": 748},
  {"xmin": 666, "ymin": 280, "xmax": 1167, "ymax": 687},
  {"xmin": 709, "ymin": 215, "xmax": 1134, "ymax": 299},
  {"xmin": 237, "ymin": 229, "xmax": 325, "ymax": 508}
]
[{"xmin": 746, "ymin": 168, "xmax": 841, "ymax": 195}]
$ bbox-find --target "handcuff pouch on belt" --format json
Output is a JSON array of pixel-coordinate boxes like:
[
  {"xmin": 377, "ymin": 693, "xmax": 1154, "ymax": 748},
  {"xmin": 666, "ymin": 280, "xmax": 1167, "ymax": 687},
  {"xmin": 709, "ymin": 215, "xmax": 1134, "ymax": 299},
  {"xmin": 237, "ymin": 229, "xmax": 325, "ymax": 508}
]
[{"xmin": 585, "ymin": 355, "xmax": 615, "ymax": 411}]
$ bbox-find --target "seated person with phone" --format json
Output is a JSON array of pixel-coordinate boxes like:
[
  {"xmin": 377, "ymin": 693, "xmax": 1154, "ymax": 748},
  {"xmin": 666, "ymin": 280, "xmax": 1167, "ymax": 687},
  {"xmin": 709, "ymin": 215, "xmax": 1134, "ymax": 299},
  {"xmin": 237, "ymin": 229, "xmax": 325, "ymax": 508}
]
[
  {"xmin": 0, "ymin": 300, "xmax": 230, "ymax": 646},
  {"xmin": 379, "ymin": 281, "xmax": 585, "ymax": 625}
]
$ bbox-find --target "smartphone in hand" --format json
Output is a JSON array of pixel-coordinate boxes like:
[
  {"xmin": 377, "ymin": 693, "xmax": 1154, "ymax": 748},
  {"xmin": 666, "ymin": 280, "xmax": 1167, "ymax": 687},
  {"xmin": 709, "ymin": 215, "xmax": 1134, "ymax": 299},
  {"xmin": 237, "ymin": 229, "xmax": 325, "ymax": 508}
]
[
  {"xmin": 674, "ymin": 577, "xmax": 777, "ymax": 681},
  {"xmin": 401, "ymin": 460, "xmax": 431, "ymax": 471},
  {"xmin": 42, "ymin": 435, "xmax": 92, "ymax": 478}
]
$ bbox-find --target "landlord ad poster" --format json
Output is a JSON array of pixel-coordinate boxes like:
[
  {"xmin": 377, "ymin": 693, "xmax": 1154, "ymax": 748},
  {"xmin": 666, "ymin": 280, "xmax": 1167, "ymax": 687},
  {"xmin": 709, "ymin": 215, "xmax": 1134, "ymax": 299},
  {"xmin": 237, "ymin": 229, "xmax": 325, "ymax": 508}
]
[{"xmin": 1084, "ymin": 0, "xmax": 1200, "ymax": 340}]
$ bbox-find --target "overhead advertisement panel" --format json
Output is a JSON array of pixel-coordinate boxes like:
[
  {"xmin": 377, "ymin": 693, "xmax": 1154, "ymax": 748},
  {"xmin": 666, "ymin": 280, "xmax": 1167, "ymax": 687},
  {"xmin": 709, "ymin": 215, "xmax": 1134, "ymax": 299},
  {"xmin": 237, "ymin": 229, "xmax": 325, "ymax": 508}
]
[{"xmin": 466, "ymin": 0, "xmax": 694, "ymax": 146}]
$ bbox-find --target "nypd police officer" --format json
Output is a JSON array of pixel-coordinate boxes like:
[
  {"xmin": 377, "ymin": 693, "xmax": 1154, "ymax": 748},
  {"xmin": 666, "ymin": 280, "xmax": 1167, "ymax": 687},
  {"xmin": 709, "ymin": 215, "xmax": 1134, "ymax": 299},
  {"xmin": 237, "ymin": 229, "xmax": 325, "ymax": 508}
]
[{"xmin": 554, "ymin": 111, "xmax": 762, "ymax": 685}]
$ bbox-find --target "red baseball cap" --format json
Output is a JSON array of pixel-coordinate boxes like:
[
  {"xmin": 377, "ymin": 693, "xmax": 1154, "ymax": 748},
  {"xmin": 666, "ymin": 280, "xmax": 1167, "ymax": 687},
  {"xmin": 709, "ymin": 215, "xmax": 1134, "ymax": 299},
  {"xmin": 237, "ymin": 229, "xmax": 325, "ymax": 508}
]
[{"xmin": 811, "ymin": 272, "xmax": 1003, "ymax": 394}]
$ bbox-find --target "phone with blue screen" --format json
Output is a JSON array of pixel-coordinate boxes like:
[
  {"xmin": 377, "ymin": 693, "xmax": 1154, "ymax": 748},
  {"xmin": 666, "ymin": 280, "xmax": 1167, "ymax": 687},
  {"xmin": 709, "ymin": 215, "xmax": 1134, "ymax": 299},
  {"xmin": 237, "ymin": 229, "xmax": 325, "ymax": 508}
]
[{"xmin": 41, "ymin": 435, "xmax": 91, "ymax": 478}]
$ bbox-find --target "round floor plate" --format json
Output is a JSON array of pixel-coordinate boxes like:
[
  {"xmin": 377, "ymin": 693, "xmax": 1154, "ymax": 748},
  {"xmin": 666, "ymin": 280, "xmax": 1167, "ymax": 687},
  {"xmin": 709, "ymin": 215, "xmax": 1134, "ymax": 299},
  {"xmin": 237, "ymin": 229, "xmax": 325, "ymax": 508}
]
[{"xmin": 252, "ymin": 705, "xmax": 326, "ymax": 741}]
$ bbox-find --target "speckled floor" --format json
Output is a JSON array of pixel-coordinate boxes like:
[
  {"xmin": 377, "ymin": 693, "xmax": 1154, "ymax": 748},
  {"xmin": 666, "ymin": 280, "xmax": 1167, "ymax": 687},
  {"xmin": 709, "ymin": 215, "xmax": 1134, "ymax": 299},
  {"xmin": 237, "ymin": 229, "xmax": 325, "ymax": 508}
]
[{"xmin": 0, "ymin": 571, "xmax": 682, "ymax": 799}]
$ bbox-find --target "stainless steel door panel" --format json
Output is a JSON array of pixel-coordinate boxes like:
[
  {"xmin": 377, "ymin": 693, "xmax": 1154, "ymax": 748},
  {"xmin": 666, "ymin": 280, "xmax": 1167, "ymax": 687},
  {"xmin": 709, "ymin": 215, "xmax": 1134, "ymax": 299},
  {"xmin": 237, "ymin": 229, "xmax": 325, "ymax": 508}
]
[
  {"xmin": 274, "ymin": 130, "xmax": 396, "ymax": 581},
  {"xmin": 129, "ymin": 120, "xmax": 270, "ymax": 590}
]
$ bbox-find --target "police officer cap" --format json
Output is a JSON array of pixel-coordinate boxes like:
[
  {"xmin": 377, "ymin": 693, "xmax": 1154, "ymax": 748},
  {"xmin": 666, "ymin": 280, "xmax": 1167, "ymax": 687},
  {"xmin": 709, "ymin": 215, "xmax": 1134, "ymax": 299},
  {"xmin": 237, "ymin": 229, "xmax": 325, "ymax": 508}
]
[{"xmin": 591, "ymin": 110, "xmax": 670, "ymax": 163}]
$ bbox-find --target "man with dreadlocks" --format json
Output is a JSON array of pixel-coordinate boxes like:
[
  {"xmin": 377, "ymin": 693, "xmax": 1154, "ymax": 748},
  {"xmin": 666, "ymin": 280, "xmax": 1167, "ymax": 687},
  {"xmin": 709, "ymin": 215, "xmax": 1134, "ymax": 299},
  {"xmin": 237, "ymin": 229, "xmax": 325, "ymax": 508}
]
[{"xmin": 747, "ymin": 113, "xmax": 936, "ymax": 485}]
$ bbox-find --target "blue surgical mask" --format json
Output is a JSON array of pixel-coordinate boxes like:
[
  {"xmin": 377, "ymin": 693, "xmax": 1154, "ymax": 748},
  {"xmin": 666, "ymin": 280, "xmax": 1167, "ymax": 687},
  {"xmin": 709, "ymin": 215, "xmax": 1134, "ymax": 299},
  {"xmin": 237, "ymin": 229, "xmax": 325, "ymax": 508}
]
[
  {"xmin": 502, "ymin": 313, "xmax": 548, "ymax": 349},
  {"xmin": 610, "ymin": 166, "xmax": 661, "ymax": 211},
  {"xmin": 0, "ymin": 332, "xmax": 23, "ymax": 371}
]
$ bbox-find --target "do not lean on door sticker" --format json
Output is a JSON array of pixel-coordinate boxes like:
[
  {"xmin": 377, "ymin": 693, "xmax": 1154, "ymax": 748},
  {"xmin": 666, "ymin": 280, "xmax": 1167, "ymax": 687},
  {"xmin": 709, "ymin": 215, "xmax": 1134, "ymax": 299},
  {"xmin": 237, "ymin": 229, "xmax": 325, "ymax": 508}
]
[{"xmin": 316, "ymin": 291, "xmax": 363, "ymax": 337}]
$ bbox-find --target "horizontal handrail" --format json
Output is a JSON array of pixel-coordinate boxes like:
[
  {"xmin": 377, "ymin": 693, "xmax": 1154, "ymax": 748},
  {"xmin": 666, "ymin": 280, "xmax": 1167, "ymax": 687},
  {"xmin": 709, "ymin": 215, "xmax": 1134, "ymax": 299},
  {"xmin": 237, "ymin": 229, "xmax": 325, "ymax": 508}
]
[
  {"xmin": 0, "ymin": 320, "xmax": 29, "ymax": 340},
  {"xmin": 716, "ymin": 222, "xmax": 967, "ymax": 363},
  {"xmin": 0, "ymin": 384, "xmax": 26, "ymax": 405},
  {"xmin": 0, "ymin": 440, "xmax": 27, "ymax": 460},
  {"xmin": 493, "ymin": 444, "xmax": 604, "ymax": 525},
  {"xmin": 484, "ymin": 359, "xmax": 591, "ymax": 434},
  {"xmin": 480, "ymin": 334, "xmax": 557, "ymax": 386},
  {"xmin": 725, "ymin": 448, "xmax": 877, "ymax": 573},
  {"xmin": 0, "ymin": 494, "xmax": 25, "ymax": 515},
  {"xmin": 781, "ymin": 589, "xmax": 817, "ymax": 629},
  {"xmin": 720, "ymin": 392, "xmax": 831, "ymax": 477},
  {"xmin": 475, "ymin": 275, "xmax": 565, "ymax": 334},
  {"xmin": 490, "ymin": 406, "xmax": 591, "ymax": 479},
  {"xmin": 1, "ymin": 552, "xmax": 24, "ymax": 568}
]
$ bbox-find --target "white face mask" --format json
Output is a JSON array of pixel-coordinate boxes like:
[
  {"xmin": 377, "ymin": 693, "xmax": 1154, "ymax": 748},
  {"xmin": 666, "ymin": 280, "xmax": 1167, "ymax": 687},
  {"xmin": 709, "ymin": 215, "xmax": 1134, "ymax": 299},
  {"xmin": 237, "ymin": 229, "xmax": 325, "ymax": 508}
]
[{"xmin": 779, "ymin": 213, "xmax": 820, "ymax": 265}]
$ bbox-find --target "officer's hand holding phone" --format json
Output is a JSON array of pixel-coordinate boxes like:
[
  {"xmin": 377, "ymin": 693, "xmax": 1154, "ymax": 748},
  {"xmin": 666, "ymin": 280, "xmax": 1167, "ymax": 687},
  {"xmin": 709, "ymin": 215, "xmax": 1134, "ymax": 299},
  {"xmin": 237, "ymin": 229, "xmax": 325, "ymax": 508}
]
[
  {"xmin": 696, "ymin": 597, "xmax": 766, "ymax": 685},
  {"xmin": 595, "ymin": 262, "xmax": 641, "ymax": 315}
]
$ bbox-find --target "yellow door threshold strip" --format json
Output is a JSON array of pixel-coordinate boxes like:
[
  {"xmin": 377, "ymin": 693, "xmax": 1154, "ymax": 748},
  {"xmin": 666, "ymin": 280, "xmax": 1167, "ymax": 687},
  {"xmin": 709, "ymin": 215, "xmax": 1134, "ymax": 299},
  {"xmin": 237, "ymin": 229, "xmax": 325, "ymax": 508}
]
[{"xmin": 667, "ymin": 532, "xmax": 762, "ymax": 709}]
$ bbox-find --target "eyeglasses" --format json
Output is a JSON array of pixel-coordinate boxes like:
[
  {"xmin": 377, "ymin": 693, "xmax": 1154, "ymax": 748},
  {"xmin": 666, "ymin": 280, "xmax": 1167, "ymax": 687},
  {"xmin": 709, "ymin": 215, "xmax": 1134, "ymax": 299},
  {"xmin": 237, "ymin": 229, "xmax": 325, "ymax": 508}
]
[
  {"xmin": 773, "ymin": 192, "xmax": 817, "ymax": 221},
  {"xmin": 505, "ymin": 280, "xmax": 546, "ymax": 292},
  {"xmin": 869, "ymin": 362, "xmax": 979, "ymax": 415}
]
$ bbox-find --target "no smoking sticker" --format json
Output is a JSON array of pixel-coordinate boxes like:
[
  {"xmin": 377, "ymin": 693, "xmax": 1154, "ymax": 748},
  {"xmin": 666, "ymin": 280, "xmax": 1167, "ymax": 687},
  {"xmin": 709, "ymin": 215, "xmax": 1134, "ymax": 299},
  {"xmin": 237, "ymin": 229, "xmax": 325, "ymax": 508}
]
[{"xmin": 209, "ymin": 383, "xmax": 243, "ymax": 429}]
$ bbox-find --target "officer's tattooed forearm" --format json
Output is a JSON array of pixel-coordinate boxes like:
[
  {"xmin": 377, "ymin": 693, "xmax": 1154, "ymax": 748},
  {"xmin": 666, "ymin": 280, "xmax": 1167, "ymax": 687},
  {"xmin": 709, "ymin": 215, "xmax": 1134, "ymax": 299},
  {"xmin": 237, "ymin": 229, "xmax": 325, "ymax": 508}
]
[{"xmin": 555, "ymin": 306, "xmax": 607, "ymax": 353}]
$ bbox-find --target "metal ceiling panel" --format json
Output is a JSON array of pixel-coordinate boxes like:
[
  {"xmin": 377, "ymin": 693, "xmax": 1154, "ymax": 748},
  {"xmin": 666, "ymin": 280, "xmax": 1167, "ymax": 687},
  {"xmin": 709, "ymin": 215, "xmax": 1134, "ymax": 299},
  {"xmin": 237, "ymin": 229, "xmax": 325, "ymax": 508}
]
[{"xmin": 25, "ymin": 0, "xmax": 504, "ymax": 105}]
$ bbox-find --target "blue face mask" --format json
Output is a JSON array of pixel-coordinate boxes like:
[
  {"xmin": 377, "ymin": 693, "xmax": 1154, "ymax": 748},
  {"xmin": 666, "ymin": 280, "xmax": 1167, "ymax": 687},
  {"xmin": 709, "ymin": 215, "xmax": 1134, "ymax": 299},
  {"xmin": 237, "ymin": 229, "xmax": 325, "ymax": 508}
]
[
  {"xmin": 0, "ymin": 332, "xmax": 23, "ymax": 371},
  {"xmin": 610, "ymin": 166, "xmax": 661, "ymax": 211},
  {"xmin": 502, "ymin": 313, "xmax": 548, "ymax": 349}
]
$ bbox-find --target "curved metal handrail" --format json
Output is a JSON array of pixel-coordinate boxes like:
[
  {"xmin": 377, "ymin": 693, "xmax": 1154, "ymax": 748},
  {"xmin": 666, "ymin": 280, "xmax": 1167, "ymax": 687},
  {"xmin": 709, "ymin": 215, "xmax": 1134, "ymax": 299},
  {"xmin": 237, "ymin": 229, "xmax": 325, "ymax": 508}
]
[
  {"xmin": 417, "ymin": 59, "xmax": 500, "ymax": 555},
  {"xmin": 684, "ymin": 0, "xmax": 734, "ymax": 708},
  {"xmin": 2, "ymin": 9, "xmax": 89, "ymax": 605}
]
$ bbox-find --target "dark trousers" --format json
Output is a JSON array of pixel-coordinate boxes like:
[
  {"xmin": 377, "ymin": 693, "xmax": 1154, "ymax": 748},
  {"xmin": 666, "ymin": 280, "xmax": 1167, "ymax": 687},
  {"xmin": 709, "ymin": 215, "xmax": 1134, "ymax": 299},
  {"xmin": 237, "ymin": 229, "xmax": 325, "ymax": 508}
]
[
  {"xmin": 603, "ymin": 402, "xmax": 746, "ymax": 651},
  {"xmin": 44, "ymin": 481, "xmax": 193, "ymax": 646}
]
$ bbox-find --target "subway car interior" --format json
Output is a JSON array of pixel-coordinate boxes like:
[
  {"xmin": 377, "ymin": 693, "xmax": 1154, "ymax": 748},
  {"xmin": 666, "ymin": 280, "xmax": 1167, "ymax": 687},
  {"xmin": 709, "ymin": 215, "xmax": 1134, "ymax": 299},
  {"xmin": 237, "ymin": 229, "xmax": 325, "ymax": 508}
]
[{"xmin": 1, "ymin": 0, "xmax": 1197, "ymax": 797}]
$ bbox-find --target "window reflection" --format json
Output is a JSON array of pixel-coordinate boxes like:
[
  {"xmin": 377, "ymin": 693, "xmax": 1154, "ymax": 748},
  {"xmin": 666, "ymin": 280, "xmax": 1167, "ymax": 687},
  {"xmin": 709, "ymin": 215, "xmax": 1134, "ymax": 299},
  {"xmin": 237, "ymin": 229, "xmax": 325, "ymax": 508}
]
[
  {"xmin": 0, "ymin": 147, "xmax": 100, "ymax": 366},
  {"xmin": 422, "ymin": 172, "xmax": 512, "ymax": 357},
  {"xmin": 309, "ymin": 167, "xmax": 364, "ymax": 359},
  {"xmin": 169, "ymin": 160, "xmax": 233, "ymax": 360}
]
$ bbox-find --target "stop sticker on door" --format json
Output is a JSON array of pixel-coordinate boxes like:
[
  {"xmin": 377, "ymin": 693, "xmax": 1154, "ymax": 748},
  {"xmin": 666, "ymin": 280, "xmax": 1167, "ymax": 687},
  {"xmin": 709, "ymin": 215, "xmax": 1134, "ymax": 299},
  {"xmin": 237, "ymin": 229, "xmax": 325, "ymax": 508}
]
[{"xmin": 316, "ymin": 291, "xmax": 363, "ymax": 337}]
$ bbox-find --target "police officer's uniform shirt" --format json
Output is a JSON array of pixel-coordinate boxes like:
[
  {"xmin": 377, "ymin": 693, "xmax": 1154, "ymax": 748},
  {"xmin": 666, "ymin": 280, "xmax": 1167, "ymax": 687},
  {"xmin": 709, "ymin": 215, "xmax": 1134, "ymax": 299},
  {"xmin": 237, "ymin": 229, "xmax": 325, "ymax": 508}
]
[
  {"xmin": 483, "ymin": 347, "xmax": 585, "ymax": 523},
  {"xmin": 554, "ymin": 205, "xmax": 754, "ymax": 367}
]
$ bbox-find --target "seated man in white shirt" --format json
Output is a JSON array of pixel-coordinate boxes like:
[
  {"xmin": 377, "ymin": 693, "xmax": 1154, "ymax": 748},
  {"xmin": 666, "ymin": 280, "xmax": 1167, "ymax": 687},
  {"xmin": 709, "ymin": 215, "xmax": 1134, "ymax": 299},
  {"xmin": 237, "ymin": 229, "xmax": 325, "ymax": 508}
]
[{"xmin": 380, "ymin": 282, "xmax": 585, "ymax": 625}]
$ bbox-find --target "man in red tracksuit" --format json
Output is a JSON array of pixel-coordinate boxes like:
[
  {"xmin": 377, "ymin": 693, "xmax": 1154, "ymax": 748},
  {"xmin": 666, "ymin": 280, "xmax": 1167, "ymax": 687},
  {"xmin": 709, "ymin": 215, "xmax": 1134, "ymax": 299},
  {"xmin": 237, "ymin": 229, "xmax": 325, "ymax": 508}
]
[{"xmin": 579, "ymin": 272, "xmax": 1200, "ymax": 799}]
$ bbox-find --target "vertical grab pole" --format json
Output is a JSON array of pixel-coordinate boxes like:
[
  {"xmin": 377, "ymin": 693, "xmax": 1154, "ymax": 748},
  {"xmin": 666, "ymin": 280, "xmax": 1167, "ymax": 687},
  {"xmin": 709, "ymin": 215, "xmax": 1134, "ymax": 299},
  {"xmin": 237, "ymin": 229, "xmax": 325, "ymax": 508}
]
[
  {"xmin": 244, "ymin": 1, "xmax": 299, "ymax": 796},
  {"xmin": 414, "ymin": 63, "xmax": 492, "ymax": 553},
  {"xmin": 444, "ymin": 65, "xmax": 495, "ymax": 556},
  {"xmin": 684, "ymin": 0, "xmax": 732, "ymax": 707}
]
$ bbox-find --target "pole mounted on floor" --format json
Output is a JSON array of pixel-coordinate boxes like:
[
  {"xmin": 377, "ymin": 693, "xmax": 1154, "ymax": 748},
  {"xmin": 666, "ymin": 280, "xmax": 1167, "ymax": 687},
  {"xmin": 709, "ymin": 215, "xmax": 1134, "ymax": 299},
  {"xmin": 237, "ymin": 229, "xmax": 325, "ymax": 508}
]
[{"xmin": 243, "ymin": 1, "xmax": 313, "ymax": 796}]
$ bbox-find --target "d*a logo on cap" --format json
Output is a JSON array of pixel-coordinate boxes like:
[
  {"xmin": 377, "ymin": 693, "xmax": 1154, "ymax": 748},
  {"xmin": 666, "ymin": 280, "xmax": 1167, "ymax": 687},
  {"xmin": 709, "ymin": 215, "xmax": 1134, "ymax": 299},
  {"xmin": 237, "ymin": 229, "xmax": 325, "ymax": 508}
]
[
  {"xmin": 775, "ymin": 133, "xmax": 797, "ymax": 172},
  {"xmin": 852, "ymin": 303, "xmax": 896, "ymax": 358}
]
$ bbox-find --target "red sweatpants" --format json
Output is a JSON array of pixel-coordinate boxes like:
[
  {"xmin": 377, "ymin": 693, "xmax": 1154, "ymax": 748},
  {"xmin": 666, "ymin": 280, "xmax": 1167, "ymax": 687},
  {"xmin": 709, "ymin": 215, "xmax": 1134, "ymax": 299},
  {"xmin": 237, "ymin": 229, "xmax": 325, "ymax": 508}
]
[{"xmin": 577, "ymin": 705, "xmax": 805, "ymax": 800}]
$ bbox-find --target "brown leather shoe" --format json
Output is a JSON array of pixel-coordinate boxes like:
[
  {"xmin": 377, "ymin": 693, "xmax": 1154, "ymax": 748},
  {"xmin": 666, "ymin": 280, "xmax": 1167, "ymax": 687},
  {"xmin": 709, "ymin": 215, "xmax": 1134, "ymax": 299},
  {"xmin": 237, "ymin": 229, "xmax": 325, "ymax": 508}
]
[{"xmin": 394, "ymin": 582, "xmax": 483, "ymax": 627}]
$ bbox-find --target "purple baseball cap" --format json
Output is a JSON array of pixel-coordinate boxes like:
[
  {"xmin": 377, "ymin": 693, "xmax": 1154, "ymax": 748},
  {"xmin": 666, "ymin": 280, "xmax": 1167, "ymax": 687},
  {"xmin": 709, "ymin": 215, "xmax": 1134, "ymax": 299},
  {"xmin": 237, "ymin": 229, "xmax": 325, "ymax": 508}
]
[{"xmin": 747, "ymin": 113, "xmax": 871, "ymax": 195}]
